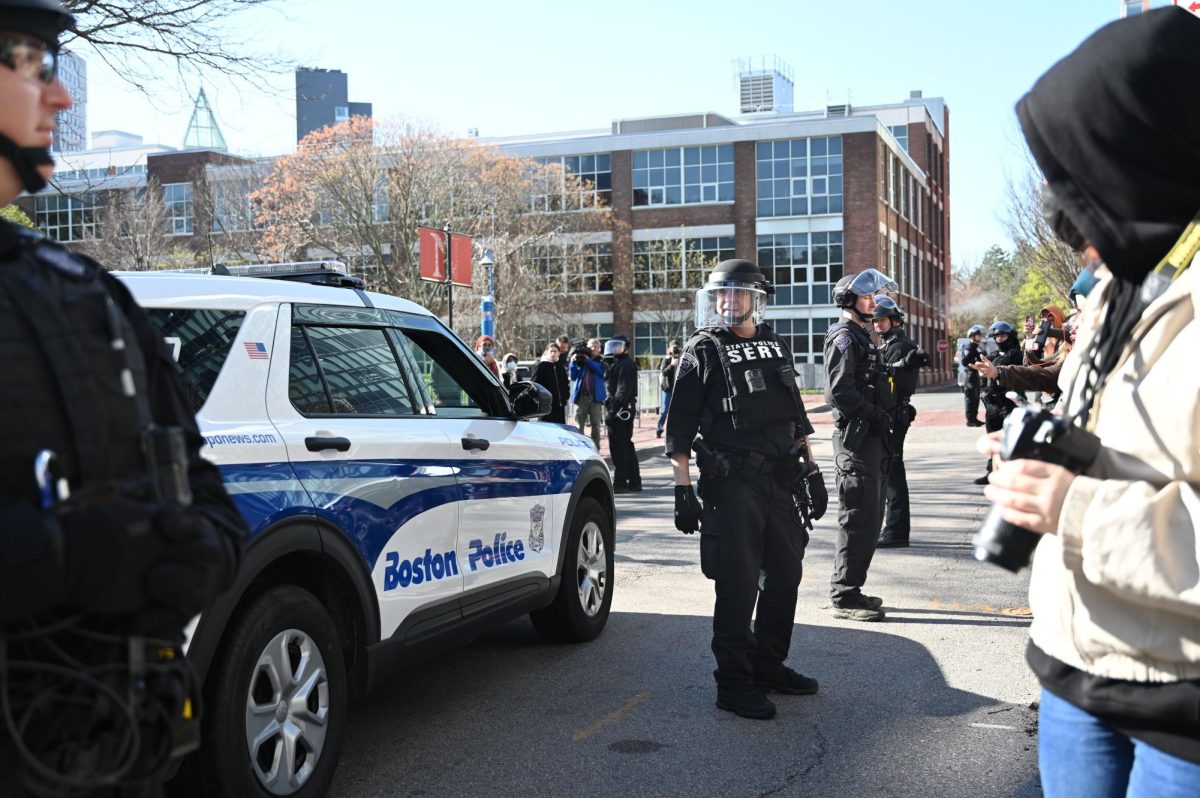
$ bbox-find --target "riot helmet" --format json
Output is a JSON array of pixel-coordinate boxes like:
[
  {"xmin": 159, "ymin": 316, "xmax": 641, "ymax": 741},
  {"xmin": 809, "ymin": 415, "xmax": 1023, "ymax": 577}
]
[
  {"xmin": 832, "ymin": 268, "xmax": 898, "ymax": 322},
  {"xmin": 988, "ymin": 321, "xmax": 1015, "ymax": 338},
  {"xmin": 603, "ymin": 338, "xmax": 626, "ymax": 357},
  {"xmin": 695, "ymin": 259, "xmax": 772, "ymax": 330},
  {"xmin": 871, "ymin": 295, "xmax": 905, "ymax": 324},
  {"xmin": 968, "ymin": 324, "xmax": 985, "ymax": 338},
  {"xmin": 0, "ymin": 0, "xmax": 73, "ymax": 46}
]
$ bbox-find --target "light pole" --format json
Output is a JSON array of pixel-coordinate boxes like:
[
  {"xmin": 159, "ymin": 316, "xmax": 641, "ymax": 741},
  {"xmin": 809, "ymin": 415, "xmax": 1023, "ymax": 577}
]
[{"xmin": 479, "ymin": 248, "xmax": 496, "ymax": 338}]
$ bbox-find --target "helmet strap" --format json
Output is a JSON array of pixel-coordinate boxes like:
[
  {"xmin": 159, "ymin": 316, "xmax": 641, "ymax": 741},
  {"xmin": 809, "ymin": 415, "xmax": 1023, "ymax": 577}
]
[{"xmin": 0, "ymin": 132, "xmax": 52, "ymax": 194}]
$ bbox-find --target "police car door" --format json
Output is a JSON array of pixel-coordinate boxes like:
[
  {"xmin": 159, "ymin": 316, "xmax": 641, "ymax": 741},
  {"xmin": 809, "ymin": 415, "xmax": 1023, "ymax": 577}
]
[
  {"xmin": 266, "ymin": 304, "xmax": 461, "ymax": 642},
  {"xmin": 388, "ymin": 315, "xmax": 569, "ymax": 610}
]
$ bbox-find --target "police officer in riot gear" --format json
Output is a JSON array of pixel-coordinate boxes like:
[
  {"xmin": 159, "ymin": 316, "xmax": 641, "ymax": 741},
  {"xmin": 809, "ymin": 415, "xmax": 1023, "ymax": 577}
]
[
  {"xmin": 974, "ymin": 320, "xmax": 1022, "ymax": 486},
  {"xmin": 603, "ymin": 335, "xmax": 641, "ymax": 493},
  {"xmin": 825, "ymin": 268, "xmax": 898, "ymax": 622},
  {"xmin": 0, "ymin": 2, "xmax": 246, "ymax": 793},
  {"xmin": 872, "ymin": 296, "xmax": 928, "ymax": 548},
  {"xmin": 667, "ymin": 259, "xmax": 820, "ymax": 720},
  {"xmin": 961, "ymin": 325, "xmax": 985, "ymax": 426}
]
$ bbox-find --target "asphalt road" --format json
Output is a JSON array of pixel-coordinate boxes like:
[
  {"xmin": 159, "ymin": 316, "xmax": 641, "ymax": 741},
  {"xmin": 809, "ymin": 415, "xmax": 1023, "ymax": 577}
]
[{"xmin": 330, "ymin": 390, "xmax": 1042, "ymax": 797}]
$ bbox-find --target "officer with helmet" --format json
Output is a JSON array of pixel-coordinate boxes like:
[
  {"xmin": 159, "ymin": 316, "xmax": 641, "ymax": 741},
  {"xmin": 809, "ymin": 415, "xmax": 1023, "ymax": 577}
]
[
  {"xmin": 666, "ymin": 259, "xmax": 821, "ymax": 720},
  {"xmin": 603, "ymin": 334, "xmax": 640, "ymax": 493},
  {"xmin": 871, "ymin": 296, "xmax": 928, "ymax": 548},
  {"xmin": 974, "ymin": 320, "xmax": 1021, "ymax": 485},
  {"xmin": 825, "ymin": 268, "xmax": 897, "ymax": 621},
  {"xmin": 960, "ymin": 324, "xmax": 985, "ymax": 426},
  {"xmin": 0, "ymin": 2, "xmax": 246, "ymax": 794}
]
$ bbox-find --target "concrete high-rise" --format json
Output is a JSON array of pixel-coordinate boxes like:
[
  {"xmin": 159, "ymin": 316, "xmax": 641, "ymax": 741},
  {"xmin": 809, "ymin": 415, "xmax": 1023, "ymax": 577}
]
[{"xmin": 53, "ymin": 49, "xmax": 87, "ymax": 153}]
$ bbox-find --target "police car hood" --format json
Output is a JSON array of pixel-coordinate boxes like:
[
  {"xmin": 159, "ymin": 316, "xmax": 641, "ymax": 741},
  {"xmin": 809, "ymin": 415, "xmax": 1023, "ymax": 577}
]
[{"xmin": 1015, "ymin": 6, "xmax": 1200, "ymax": 281}]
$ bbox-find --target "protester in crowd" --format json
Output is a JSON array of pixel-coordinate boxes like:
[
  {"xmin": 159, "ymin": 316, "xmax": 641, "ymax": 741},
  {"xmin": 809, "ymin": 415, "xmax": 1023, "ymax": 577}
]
[
  {"xmin": 1035, "ymin": 305, "xmax": 1066, "ymax": 364},
  {"xmin": 500, "ymin": 352, "xmax": 520, "ymax": 388},
  {"xmin": 531, "ymin": 343, "xmax": 563, "ymax": 419},
  {"xmin": 984, "ymin": 9, "xmax": 1200, "ymax": 795},
  {"xmin": 475, "ymin": 334, "xmax": 500, "ymax": 379},
  {"xmin": 546, "ymin": 335, "xmax": 571, "ymax": 423},
  {"xmin": 569, "ymin": 338, "xmax": 606, "ymax": 448},
  {"xmin": 656, "ymin": 340, "xmax": 682, "ymax": 439}
]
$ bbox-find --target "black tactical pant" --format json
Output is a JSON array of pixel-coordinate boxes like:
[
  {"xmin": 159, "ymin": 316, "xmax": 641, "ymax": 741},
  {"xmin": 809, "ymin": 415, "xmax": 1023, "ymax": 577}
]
[
  {"xmin": 830, "ymin": 428, "xmax": 887, "ymax": 604},
  {"xmin": 983, "ymin": 400, "xmax": 1014, "ymax": 474},
  {"xmin": 882, "ymin": 405, "xmax": 914, "ymax": 540},
  {"xmin": 699, "ymin": 470, "xmax": 808, "ymax": 686},
  {"xmin": 607, "ymin": 415, "xmax": 640, "ymax": 488},
  {"xmin": 963, "ymin": 377, "xmax": 981, "ymax": 423}
]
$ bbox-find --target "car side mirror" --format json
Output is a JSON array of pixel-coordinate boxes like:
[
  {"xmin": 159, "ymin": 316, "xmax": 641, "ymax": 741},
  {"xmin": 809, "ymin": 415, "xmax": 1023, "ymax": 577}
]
[{"xmin": 508, "ymin": 380, "xmax": 552, "ymax": 420}]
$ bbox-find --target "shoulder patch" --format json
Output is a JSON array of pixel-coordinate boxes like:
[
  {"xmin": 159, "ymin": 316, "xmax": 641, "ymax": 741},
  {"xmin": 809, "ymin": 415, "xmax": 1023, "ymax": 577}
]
[
  {"xmin": 675, "ymin": 352, "xmax": 699, "ymax": 382},
  {"xmin": 834, "ymin": 333, "xmax": 852, "ymax": 353}
]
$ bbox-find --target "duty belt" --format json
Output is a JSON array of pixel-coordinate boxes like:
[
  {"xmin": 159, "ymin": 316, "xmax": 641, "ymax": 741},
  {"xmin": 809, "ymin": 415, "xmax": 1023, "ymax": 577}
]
[{"xmin": 719, "ymin": 447, "xmax": 789, "ymax": 477}]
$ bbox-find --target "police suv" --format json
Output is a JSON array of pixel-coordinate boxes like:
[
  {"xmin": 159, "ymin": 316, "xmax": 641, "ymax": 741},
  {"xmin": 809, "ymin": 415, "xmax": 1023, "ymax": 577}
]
[{"xmin": 118, "ymin": 263, "xmax": 615, "ymax": 797}]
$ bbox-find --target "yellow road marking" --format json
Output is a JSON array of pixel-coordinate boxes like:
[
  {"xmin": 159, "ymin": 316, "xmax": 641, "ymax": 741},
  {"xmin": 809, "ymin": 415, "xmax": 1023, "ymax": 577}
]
[
  {"xmin": 572, "ymin": 691, "xmax": 650, "ymax": 742},
  {"xmin": 925, "ymin": 599, "xmax": 1032, "ymax": 617}
]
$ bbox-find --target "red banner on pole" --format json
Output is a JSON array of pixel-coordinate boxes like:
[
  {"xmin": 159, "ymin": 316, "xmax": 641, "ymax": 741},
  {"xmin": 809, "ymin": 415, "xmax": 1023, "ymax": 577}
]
[
  {"xmin": 449, "ymin": 233, "xmax": 473, "ymax": 287},
  {"xmin": 418, "ymin": 226, "xmax": 446, "ymax": 283}
]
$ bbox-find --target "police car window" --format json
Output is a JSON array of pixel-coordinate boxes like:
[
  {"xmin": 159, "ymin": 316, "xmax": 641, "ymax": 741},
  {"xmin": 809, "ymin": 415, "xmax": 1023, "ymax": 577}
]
[
  {"xmin": 145, "ymin": 308, "xmax": 245, "ymax": 414},
  {"xmin": 300, "ymin": 326, "xmax": 416, "ymax": 416},
  {"xmin": 288, "ymin": 327, "xmax": 331, "ymax": 414},
  {"xmin": 392, "ymin": 328, "xmax": 495, "ymax": 418}
]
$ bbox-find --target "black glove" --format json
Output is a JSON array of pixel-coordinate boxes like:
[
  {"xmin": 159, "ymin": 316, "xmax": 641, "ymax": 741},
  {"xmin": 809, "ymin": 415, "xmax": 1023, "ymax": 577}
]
[
  {"xmin": 904, "ymin": 350, "xmax": 929, "ymax": 369},
  {"xmin": 807, "ymin": 467, "xmax": 828, "ymax": 521},
  {"xmin": 674, "ymin": 485, "xmax": 702, "ymax": 534}
]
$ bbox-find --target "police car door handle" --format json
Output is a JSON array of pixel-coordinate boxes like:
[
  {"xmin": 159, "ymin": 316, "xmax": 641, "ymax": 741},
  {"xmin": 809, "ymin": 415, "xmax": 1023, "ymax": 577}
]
[
  {"xmin": 461, "ymin": 437, "xmax": 490, "ymax": 452},
  {"xmin": 305, "ymin": 436, "xmax": 351, "ymax": 452}
]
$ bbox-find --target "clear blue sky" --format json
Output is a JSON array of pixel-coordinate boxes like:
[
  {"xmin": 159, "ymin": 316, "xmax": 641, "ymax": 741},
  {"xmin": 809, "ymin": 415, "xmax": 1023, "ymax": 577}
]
[{"xmin": 83, "ymin": 0, "xmax": 1120, "ymax": 268}]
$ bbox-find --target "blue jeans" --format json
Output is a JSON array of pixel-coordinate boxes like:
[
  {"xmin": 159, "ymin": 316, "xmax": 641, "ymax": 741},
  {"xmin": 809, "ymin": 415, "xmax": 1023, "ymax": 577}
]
[
  {"xmin": 1039, "ymin": 688, "xmax": 1200, "ymax": 798},
  {"xmin": 657, "ymin": 390, "xmax": 671, "ymax": 434}
]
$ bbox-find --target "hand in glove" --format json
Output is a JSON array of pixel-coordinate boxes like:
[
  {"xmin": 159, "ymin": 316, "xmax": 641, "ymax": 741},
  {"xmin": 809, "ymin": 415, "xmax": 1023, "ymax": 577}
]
[
  {"xmin": 674, "ymin": 485, "xmax": 702, "ymax": 534},
  {"xmin": 904, "ymin": 349, "xmax": 930, "ymax": 369}
]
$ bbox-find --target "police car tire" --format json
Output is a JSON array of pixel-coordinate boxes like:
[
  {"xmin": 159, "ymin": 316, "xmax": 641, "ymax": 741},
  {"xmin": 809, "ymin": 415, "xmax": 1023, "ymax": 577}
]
[
  {"xmin": 530, "ymin": 497, "xmax": 613, "ymax": 642},
  {"xmin": 182, "ymin": 586, "xmax": 348, "ymax": 798}
]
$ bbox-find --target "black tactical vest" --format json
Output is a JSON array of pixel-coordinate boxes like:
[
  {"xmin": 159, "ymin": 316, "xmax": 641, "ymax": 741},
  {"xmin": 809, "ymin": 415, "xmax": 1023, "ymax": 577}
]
[
  {"xmin": 824, "ymin": 321, "xmax": 894, "ymax": 422},
  {"xmin": 0, "ymin": 227, "xmax": 152, "ymax": 506},
  {"xmin": 689, "ymin": 326, "xmax": 804, "ymax": 431},
  {"xmin": 883, "ymin": 329, "xmax": 920, "ymax": 401}
]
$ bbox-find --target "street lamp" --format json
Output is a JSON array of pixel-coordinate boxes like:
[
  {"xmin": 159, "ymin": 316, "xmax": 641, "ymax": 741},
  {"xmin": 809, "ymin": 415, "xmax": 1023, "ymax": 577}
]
[{"xmin": 479, "ymin": 248, "xmax": 496, "ymax": 338}]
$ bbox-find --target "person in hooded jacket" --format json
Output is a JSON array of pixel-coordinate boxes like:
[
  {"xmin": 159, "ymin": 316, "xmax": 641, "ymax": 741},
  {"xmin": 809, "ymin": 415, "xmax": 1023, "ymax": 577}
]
[
  {"xmin": 973, "ymin": 321, "xmax": 1023, "ymax": 486},
  {"xmin": 983, "ymin": 9, "xmax": 1200, "ymax": 795}
]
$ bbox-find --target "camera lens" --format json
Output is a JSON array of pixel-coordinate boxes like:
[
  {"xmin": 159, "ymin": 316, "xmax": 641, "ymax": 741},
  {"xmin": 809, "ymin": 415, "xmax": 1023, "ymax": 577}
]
[{"xmin": 973, "ymin": 505, "xmax": 1042, "ymax": 572}]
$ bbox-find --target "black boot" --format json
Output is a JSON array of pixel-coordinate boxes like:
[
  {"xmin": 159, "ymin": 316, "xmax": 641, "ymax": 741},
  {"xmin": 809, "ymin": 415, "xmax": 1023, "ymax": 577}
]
[
  {"xmin": 715, "ymin": 683, "xmax": 777, "ymax": 719},
  {"xmin": 754, "ymin": 666, "xmax": 818, "ymax": 696}
]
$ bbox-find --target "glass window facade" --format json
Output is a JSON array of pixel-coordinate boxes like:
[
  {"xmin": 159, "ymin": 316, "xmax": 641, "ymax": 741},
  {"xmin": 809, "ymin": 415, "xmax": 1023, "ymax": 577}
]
[
  {"xmin": 770, "ymin": 316, "xmax": 839, "ymax": 366},
  {"xmin": 634, "ymin": 321, "xmax": 691, "ymax": 368},
  {"xmin": 533, "ymin": 154, "xmax": 611, "ymax": 211},
  {"xmin": 163, "ymin": 182, "xmax": 194, "ymax": 235},
  {"xmin": 529, "ymin": 242, "xmax": 613, "ymax": 294},
  {"xmin": 633, "ymin": 236, "xmax": 735, "ymax": 291},
  {"xmin": 756, "ymin": 136, "xmax": 843, "ymax": 217},
  {"xmin": 35, "ymin": 193, "xmax": 99, "ymax": 242},
  {"xmin": 632, "ymin": 145, "xmax": 733, "ymax": 206},
  {"xmin": 756, "ymin": 231, "xmax": 844, "ymax": 306},
  {"xmin": 889, "ymin": 124, "xmax": 908, "ymax": 152}
]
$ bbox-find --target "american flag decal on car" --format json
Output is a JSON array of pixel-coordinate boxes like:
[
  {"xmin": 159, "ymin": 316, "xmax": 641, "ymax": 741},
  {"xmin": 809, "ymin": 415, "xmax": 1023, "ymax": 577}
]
[{"xmin": 243, "ymin": 341, "xmax": 269, "ymax": 360}]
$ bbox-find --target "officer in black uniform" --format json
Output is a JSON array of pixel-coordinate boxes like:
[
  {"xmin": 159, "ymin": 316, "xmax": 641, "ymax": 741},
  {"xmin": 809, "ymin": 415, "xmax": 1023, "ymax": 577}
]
[
  {"xmin": 872, "ymin": 296, "xmax": 928, "ymax": 549},
  {"xmin": 0, "ymin": 3, "xmax": 246, "ymax": 793},
  {"xmin": 667, "ymin": 259, "xmax": 821, "ymax": 720},
  {"xmin": 825, "ymin": 268, "xmax": 898, "ymax": 622},
  {"xmin": 603, "ymin": 334, "xmax": 641, "ymax": 493},
  {"xmin": 960, "ymin": 325, "xmax": 985, "ymax": 426},
  {"xmin": 974, "ymin": 320, "xmax": 1022, "ymax": 486}
]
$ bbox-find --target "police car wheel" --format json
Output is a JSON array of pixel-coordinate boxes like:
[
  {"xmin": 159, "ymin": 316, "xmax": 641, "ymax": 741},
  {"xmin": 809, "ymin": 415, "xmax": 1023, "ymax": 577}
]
[
  {"xmin": 191, "ymin": 586, "xmax": 348, "ymax": 798},
  {"xmin": 530, "ymin": 497, "xmax": 613, "ymax": 642}
]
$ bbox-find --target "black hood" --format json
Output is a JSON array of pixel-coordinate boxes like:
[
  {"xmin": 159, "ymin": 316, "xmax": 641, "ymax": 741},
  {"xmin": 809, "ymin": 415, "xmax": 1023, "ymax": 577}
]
[{"xmin": 1016, "ymin": 7, "xmax": 1200, "ymax": 281}]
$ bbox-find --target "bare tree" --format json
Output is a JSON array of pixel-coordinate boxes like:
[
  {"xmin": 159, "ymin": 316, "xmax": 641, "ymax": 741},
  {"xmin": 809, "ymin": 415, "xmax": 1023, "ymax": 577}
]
[
  {"xmin": 1005, "ymin": 160, "xmax": 1078, "ymax": 302},
  {"xmin": 78, "ymin": 177, "xmax": 198, "ymax": 270},
  {"xmin": 62, "ymin": 1, "xmax": 291, "ymax": 92}
]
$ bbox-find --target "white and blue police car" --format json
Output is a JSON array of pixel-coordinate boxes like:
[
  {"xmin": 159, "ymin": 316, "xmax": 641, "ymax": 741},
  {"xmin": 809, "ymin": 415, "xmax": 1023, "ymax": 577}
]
[{"xmin": 118, "ymin": 263, "xmax": 615, "ymax": 798}]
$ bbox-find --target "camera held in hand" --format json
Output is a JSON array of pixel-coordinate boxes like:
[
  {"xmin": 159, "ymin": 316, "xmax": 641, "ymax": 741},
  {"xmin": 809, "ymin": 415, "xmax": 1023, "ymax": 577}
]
[{"xmin": 973, "ymin": 406, "xmax": 1101, "ymax": 572}]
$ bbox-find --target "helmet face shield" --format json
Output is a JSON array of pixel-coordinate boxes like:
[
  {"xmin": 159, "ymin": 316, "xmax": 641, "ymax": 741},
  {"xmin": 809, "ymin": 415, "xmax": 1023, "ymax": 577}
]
[
  {"xmin": 695, "ymin": 284, "xmax": 767, "ymax": 329},
  {"xmin": 848, "ymin": 268, "xmax": 899, "ymax": 297}
]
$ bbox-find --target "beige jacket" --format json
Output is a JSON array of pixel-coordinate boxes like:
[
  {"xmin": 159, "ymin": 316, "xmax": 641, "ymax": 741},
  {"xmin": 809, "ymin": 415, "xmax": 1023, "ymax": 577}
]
[{"xmin": 1029, "ymin": 260, "xmax": 1200, "ymax": 683}]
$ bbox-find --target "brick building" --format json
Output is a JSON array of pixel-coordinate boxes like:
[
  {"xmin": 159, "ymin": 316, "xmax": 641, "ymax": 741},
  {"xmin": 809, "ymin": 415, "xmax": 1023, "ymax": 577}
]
[{"xmin": 492, "ymin": 90, "xmax": 952, "ymax": 386}]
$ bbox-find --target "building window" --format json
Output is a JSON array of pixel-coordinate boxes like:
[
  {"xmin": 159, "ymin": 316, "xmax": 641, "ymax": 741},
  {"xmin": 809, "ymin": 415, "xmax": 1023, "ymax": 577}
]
[
  {"xmin": 533, "ymin": 154, "xmax": 611, "ymax": 211},
  {"xmin": 633, "ymin": 236, "xmax": 735, "ymax": 291},
  {"xmin": 770, "ymin": 316, "xmax": 839, "ymax": 366},
  {"xmin": 529, "ymin": 241, "xmax": 613, "ymax": 294},
  {"xmin": 632, "ymin": 145, "xmax": 734, "ymax": 207},
  {"xmin": 163, "ymin": 182, "xmax": 194, "ymax": 235},
  {"xmin": 756, "ymin": 231, "xmax": 844, "ymax": 306},
  {"xmin": 334, "ymin": 105, "xmax": 349, "ymax": 123},
  {"xmin": 756, "ymin": 136, "xmax": 843, "ymax": 217},
  {"xmin": 35, "ymin": 192, "xmax": 99, "ymax": 242},
  {"xmin": 633, "ymin": 321, "xmax": 691, "ymax": 369},
  {"xmin": 889, "ymin": 124, "xmax": 908, "ymax": 152}
]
